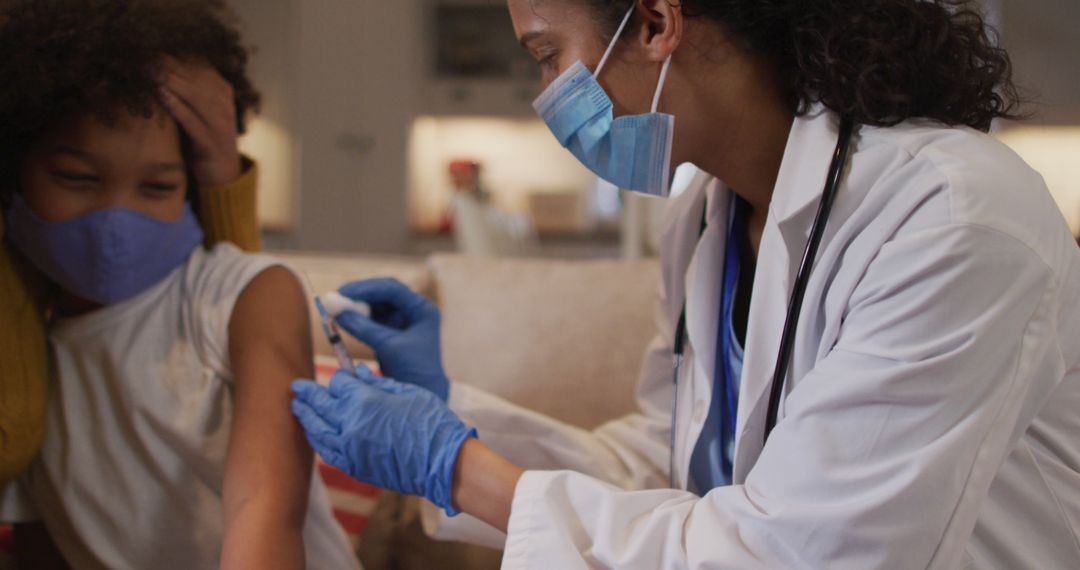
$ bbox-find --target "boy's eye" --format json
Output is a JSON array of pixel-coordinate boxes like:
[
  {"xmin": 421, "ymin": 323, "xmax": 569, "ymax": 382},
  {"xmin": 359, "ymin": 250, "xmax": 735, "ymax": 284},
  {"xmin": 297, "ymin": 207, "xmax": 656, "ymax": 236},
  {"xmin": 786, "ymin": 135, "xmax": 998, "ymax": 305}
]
[
  {"xmin": 54, "ymin": 171, "xmax": 98, "ymax": 184},
  {"xmin": 142, "ymin": 182, "xmax": 182, "ymax": 193}
]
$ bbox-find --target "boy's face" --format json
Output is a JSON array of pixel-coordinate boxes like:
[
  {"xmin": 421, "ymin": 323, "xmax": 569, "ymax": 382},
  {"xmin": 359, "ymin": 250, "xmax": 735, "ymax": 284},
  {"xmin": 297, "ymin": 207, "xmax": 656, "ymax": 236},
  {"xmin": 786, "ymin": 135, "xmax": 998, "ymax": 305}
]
[{"xmin": 20, "ymin": 107, "xmax": 189, "ymax": 222}]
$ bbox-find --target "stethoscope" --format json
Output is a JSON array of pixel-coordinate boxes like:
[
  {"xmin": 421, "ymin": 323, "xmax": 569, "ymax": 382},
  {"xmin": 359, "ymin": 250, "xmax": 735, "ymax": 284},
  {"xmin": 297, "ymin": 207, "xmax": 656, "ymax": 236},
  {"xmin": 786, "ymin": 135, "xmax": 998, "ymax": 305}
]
[{"xmin": 669, "ymin": 116, "xmax": 856, "ymax": 488}]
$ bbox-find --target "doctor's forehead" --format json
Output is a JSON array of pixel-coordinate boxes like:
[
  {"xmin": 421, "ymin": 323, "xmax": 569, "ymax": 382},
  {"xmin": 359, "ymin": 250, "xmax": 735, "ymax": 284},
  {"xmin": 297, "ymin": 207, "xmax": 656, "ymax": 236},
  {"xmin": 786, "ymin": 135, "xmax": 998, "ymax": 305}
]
[{"xmin": 508, "ymin": 0, "xmax": 598, "ymax": 43}]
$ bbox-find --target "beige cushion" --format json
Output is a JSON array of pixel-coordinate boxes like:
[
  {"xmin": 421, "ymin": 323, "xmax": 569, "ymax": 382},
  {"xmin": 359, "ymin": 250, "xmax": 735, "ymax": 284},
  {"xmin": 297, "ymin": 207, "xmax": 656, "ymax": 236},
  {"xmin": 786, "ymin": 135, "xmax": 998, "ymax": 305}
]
[
  {"xmin": 430, "ymin": 254, "xmax": 661, "ymax": 430},
  {"xmin": 270, "ymin": 251, "xmax": 432, "ymax": 360}
]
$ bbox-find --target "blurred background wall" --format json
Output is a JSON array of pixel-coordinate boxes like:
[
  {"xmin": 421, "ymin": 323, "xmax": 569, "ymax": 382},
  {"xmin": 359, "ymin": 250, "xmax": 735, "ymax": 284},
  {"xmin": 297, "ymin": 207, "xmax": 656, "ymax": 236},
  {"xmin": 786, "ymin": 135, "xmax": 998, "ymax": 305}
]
[
  {"xmin": 996, "ymin": 0, "xmax": 1080, "ymax": 232},
  {"xmin": 228, "ymin": 0, "xmax": 1080, "ymax": 258}
]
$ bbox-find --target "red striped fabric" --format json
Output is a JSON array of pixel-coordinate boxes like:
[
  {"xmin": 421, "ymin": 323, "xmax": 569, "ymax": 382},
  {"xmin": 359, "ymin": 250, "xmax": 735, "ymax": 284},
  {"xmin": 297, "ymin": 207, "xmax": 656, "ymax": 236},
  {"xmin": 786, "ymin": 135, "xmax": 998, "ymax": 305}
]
[
  {"xmin": 0, "ymin": 524, "xmax": 12, "ymax": 556},
  {"xmin": 319, "ymin": 465, "xmax": 381, "ymax": 498},
  {"xmin": 331, "ymin": 509, "xmax": 371, "ymax": 538}
]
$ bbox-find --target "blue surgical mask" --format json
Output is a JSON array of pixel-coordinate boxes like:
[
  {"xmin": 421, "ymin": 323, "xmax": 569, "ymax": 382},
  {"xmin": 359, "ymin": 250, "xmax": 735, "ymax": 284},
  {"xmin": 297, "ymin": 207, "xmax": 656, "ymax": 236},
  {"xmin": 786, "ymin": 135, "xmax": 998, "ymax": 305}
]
[
  {"xmin": 533, "ymin": 7, "xmax": 675, "ymax": 197},
  {"xmin": 4, "ymin": 194, "xmax": 205, "ymax": 306}
]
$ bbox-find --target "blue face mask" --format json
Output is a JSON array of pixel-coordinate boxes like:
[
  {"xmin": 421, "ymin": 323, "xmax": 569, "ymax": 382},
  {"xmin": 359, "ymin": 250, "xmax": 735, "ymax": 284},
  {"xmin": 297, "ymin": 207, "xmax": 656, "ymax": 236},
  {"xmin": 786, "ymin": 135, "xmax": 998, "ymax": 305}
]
[
  {"xmin": 5, "ymin": 194, "xmax": 205, "ymax": 306},
  {"xmin": 533, "ymin": 7, "xmax": 675, "ymax": 197}
]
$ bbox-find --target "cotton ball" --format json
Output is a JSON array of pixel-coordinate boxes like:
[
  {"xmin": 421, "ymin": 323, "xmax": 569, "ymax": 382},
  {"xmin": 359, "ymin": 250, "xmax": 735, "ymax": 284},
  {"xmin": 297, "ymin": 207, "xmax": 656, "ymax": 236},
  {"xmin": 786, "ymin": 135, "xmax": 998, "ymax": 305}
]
[{"xmin": 322, "ymin": 291, "xmax": 371, "ymax": 318}]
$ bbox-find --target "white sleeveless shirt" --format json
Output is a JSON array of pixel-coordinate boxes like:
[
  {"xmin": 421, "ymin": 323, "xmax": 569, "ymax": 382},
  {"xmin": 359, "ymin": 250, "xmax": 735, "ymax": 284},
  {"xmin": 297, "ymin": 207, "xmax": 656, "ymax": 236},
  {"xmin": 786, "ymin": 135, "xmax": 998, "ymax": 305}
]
[{"xmin": 0, "ymin": 244, "xmax": 360, "ymax": 570}]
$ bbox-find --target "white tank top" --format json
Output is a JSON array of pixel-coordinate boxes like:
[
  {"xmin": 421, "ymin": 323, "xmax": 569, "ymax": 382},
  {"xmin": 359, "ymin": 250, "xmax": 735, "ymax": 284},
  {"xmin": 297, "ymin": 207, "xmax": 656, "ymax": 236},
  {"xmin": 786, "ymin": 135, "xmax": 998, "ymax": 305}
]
[{"xmin": 0, "ymin": 244, "xmax": 360, "ymax": 570}]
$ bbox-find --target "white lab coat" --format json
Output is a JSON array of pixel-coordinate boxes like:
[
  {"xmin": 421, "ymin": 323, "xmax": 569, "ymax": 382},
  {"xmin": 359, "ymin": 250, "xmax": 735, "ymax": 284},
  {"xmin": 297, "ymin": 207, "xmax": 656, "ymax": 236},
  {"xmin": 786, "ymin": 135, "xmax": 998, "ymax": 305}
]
[{"xmin": 426, "ymin": 106, "xmax": 1080, "ymax": 568}]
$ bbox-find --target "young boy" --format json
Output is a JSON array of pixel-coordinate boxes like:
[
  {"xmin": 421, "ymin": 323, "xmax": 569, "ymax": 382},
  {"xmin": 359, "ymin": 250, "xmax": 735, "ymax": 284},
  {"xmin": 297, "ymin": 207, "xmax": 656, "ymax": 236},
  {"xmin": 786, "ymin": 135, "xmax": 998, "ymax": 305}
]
[{"xmin": 0, "ymin": 1, "xmax": 359, "ymax": 568}]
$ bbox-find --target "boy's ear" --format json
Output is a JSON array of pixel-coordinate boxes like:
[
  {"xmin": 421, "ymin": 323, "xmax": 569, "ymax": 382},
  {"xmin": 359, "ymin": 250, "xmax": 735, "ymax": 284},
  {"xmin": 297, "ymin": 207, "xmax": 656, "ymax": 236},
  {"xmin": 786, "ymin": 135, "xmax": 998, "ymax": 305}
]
[
  {"xmin": 0, "ymin": 183, "xmax": 17, "ymax": 209},
  {"xmin": 1, "ymin": 192, "xmax": 12, "ymax": 232},
  {"xmin": 2, "ymin": 148, "xmax": 29, "ymax": 207},
  {"xmin": 176, "ymin": 127, "xmax": 200, "ymax": 206},
  {"xmin": 185, "ymin": 177, "xmax": 200, "ymax": 208}
]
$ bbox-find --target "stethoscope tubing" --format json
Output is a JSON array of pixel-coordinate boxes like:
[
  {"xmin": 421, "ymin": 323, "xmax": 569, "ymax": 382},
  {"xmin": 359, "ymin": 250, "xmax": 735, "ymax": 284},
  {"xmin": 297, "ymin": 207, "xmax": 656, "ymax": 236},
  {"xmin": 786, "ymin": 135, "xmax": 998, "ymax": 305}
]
[{"xmin": 763, "ymin": 116, "xmax": 856, "ymax": 444}]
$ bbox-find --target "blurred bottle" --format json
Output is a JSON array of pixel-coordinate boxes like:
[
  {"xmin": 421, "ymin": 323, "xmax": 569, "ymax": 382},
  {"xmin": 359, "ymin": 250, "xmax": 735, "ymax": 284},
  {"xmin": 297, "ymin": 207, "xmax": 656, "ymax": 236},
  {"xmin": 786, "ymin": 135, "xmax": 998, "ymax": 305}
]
[
  {"xmin": 444, "ymin": 159, "xmax": 535, "ymax": 257},
  {"xmin": 445, "ymin": 159, "xmax": 495, "ymax": 256}
]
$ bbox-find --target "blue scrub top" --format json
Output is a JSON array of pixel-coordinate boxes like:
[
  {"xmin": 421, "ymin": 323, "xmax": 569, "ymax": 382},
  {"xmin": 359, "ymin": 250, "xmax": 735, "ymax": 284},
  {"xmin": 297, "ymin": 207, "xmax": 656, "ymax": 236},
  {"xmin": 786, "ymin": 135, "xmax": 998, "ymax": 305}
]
[{"xmin": 688, "ymin": 199, "xmax": 745, "ymax": 495}]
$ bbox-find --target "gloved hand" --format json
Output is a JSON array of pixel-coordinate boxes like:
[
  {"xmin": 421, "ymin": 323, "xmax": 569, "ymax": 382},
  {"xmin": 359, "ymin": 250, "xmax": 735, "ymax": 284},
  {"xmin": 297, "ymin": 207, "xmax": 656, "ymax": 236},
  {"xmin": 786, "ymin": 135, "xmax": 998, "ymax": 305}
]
[
  {"xmin": 335, "ymin": 278, "xmax": 450, "ymax": 402},
  {"xmin": 291, "ymin": 366, "xmax": 476, "ymax": 515}
]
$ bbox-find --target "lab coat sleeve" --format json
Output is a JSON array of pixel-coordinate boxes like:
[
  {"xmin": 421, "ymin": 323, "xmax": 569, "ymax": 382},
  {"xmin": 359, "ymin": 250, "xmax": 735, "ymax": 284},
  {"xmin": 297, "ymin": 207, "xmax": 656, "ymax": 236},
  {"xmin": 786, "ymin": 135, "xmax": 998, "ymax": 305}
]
[{"xmin": 501, "ymin": 224, "xmax": 1056, "ymax": 569}]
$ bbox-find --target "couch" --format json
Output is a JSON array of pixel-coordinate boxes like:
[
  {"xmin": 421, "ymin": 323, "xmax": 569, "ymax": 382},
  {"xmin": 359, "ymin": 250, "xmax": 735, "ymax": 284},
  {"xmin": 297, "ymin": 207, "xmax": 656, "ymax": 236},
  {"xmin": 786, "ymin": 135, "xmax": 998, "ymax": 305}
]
[{"xmin": 275, "ymin": 251, "xmax": 662, "ymax": 569}]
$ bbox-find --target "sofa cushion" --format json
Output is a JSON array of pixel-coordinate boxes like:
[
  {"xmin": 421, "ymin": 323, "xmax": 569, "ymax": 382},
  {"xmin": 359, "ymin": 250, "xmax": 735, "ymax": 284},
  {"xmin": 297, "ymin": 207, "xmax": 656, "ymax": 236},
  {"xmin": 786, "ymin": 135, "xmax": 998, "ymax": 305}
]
[{"xmin": 430, "ymin": 254, "xmax": 660, "ymax": 430}]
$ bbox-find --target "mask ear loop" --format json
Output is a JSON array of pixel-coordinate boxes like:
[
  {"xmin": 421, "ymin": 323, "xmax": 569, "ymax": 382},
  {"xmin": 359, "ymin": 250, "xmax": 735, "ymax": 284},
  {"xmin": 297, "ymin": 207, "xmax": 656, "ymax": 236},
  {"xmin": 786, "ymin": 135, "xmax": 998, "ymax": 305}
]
[
  {"xmin": 595, "ymin": 4, "xmax": 636, "ymax": 77},
  {"xmin": 651, "ymin": 56, "xmax": 673, "ymax": 113},
  {"xmin": 595, "ymin": 4, "xmax": 673, "ymax": 113}
]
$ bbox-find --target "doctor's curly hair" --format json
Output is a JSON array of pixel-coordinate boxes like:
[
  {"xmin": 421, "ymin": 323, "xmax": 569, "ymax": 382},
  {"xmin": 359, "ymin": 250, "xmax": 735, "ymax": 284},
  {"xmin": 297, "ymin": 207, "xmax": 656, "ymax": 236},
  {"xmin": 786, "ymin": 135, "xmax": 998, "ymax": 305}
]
[
  {"xmin": 588, "ymin": 0, "xmax": 1021, "ymax": 132},
  {"xmin": 0, "ymin": 0, "xmax": 260, "ymax": 205}
]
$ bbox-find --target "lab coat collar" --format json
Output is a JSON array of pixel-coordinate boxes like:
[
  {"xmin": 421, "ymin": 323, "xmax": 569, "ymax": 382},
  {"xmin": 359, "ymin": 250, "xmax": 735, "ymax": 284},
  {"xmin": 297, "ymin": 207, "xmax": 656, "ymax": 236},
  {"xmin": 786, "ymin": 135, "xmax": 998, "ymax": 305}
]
[
  {"xmin": 682, "ymin": 180, "xmax": 732, "ymax": 401},
  {"xmin": 770, "ymin": 105, "xmax": 847, "ymax": 227},
  {"xmin": 731, "ymin": 106, "xmax": 850, "ymax": 481}
]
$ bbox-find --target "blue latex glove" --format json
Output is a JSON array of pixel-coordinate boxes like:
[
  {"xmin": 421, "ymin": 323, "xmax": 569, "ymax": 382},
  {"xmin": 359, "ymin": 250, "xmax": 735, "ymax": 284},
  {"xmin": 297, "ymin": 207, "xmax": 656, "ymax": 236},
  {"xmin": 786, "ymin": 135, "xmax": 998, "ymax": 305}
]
[
  {"xmin": 290, "ymin": 365, "xmax": 476, "ymax": 515},
  {"xmin": 336, "ymin": 278, "xmax": 450, "ymax": 401}
]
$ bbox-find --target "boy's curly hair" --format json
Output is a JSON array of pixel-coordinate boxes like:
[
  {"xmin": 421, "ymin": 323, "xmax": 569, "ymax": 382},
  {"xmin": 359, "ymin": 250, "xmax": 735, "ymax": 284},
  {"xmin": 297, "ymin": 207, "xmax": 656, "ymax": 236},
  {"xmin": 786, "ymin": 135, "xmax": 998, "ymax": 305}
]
[{"xmin": 0, "ymin": 0, "xmax": 260, "ymax": 204}]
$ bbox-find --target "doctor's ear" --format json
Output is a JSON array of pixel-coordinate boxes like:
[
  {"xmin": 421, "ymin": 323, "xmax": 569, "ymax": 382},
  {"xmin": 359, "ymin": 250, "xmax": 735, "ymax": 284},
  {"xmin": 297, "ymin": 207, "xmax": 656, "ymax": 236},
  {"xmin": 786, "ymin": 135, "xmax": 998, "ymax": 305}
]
[{"xmin": 632, "ymin": 0, "xmax": 684, "ymax": 63}]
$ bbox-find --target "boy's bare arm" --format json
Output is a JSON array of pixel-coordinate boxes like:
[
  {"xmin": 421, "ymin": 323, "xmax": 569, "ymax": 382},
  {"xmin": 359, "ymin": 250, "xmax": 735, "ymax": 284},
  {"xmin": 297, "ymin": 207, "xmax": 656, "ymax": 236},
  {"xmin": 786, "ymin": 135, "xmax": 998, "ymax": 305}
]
[{"xmin": 221, "ymin": 266, "xmax": 315, "ymax": 570}]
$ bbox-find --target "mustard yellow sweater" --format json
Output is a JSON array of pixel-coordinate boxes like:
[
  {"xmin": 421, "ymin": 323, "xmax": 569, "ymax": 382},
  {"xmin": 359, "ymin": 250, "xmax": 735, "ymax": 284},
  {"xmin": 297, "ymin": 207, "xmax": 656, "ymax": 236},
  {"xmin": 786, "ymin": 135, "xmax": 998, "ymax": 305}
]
[{"xmin": 0, "ymin": 161, "xmax": 262, "ymax": 488}]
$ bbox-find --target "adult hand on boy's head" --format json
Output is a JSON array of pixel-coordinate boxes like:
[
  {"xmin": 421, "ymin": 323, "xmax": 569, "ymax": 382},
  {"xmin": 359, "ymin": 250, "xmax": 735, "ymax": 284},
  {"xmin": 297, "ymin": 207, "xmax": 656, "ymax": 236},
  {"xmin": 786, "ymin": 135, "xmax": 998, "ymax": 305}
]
[{"xmin": 159, "ymin": 58, "xmax": 243, "ymax": 187}]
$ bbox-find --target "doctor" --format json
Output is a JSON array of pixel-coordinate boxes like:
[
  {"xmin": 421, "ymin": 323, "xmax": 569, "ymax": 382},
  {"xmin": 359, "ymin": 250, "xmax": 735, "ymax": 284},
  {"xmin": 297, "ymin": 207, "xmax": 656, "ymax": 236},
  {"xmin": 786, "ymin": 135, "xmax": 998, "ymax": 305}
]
[{"xmin": 292, "ymin": 0, "xmax": 1080, "ymax": 567}]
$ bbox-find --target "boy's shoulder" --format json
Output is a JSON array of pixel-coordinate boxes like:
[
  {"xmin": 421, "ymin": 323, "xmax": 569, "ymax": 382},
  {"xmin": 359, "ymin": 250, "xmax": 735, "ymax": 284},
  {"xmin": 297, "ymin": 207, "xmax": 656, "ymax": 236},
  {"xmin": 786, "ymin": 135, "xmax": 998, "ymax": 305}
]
[
  {"xmin": 183, "ymin": 243, "xmax": 284, "ymax": 300},
  {"xmin": 179, "ymin": 244, "xmax": 293, "ymax": 371}
]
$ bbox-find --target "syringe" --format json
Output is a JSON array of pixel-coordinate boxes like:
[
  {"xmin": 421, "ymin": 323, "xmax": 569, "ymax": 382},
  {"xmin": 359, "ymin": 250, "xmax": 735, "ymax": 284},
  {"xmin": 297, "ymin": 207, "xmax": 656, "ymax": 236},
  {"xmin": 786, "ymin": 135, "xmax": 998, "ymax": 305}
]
[
  {"xmin": 302, "ymin": 273, "xmax": 364, "ymax": 377},
  {"xmin": 314, "ymin": 294, "xmax": 359, "ymax": 377}
]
